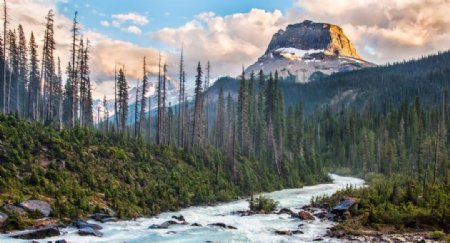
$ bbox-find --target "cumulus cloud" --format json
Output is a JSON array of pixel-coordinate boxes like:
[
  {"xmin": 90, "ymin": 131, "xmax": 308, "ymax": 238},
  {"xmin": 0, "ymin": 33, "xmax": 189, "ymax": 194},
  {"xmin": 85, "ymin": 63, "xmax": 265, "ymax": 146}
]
[
  {"xmin": 8, "ymin": 0, "xmax": 74, "ymax": 71},
  {"xmin": 7, "ymin": 0, "xmax": 163, "ymax": 99},
  {"xmin": 123, "ymin": 25, "xmax": 142, "ymax": 35},
  {"xmin": 100, "ymin": 20, "xmax": 110, "ymax": 27},
  {"xmin": 89, "ymin": 39, "xmax": 175, "ymax": 83},
  {"xmin": 291, "ymin": 0, "xmax": 450, "ymax": 64},
  {"xmin": 112, "ymin": 12, "xmax": 149, "ymax": 26},
  {"xmin": 153, "ymin": 9, "xmax": 286, "ymax": 78}
]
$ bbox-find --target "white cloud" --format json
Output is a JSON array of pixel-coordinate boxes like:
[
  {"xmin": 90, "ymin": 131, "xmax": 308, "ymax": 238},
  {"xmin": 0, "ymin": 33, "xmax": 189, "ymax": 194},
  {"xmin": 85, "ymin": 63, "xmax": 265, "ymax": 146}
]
[
  {"xmin": 100, "ymin": 20, "xmax": 110, "ymax": 27},
  {"xmin": 291, "ymin": 0, "xmax": 450, "ymax": 64},
  {"xmin": 111, "ymin": 20, "xmax": 121, "ymax": 28},
  {"xmin": 112, "ymin": 12, "xmax": 149, "ymax": 26},
  {"xmin": 153, "ymin": 8, "xmax": 286, "ymax": 78},
  {"xmin": 123, "ymin": 25, "xmax": 142, "ymax": 35}
]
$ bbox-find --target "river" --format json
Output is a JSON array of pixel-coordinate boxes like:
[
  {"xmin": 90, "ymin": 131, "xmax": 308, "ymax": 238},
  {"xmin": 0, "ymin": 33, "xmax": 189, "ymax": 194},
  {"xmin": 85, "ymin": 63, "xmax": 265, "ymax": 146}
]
[{"xmin": 1, "ymin": 174, "xmax": 364, "ymax": 243}]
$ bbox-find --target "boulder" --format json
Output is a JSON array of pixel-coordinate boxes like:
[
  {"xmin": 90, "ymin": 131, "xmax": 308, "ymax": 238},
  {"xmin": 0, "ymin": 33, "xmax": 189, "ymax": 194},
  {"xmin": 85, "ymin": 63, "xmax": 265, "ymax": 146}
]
[
  {"xmin": 313, "ymin": 238, "xmax": 324, "ymax": 241},
  {"xmin": 274, "ymin": 230, "xmax": 303, "ymax": 236},
  {"xmin": 55, "ymin": 240, "xmax": 68, "ymax": 243},
  {"xmin": 149, "ymin": 220, "xmax": 179, "ymax": 229},
  {"xmin": 171, "ymin": 215, "xmax": 185, "ymax": 222},
  {"xmin": 298, "ymin": 211, "xmax": 315, "ymax": 221},
  {"xmin": 89, "ymin": 213, "xmax": 118, "ymax": 223},
  {"xmin": 319, "ymin": 203, "xmax": 330, "ymax": 210},
  {"xmin": 78, "ymin": 227, "xmax": 104, "ymax": 237},
  {"xmin": 331, "ymin": 197, "xmax": 358, "ymax": 215},
  {"xmin": 100, "ymin": 206, "xmax": 117, "ymax": 217},
  {"xmin": 3, "ymin": 204, "xmax": 27, "ymax": 215},
  {"xmin": 0, "ymin": 212, "xmax": 8, "ymax": 227},
  {"xmin": 231, "ymin": 210, "xmax": 254, "ymax": 216},
  {"xmin": 327, "ymin": 227, "xmax": 347, "ymax": 238},
  {"xmin": 277, "ymin": 208, "xmax": 294, "ymax": 215},
  {"xmin": 72, "ymin": 219, "xmax": 103, "ymax": 230},
  {"xmin": 100, "ymin": 217, "xmax": 118, "ymax": 223},
  {"xmin": 208, "ymin": 222, "xmax": 237, "ymax": 229},
  {"xmin": 19, "ymin": 200, "xmax": 51, "ymax": 217},
  {"xmin": 10, "ymin": 226, "xmax": 60, "ymax": 239},
  {"xmin": 191, "ymin": 223, "xmax": 202, "ymax": 227},
  {"xmin": 34, "ymin": 218, "xmax": 59, "ymax": 228},
  {"xmin": 314, "ymin": 211, "xmax": 327, "ymax": 219}
]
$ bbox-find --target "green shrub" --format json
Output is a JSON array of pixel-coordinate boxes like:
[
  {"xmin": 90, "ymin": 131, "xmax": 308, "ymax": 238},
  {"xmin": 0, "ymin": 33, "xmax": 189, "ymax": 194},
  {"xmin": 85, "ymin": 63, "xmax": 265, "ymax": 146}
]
[
  {"xmin": 249, "ymin": 195, "xmax": 279, "ymax": 213},
  {"xmin": 427, "ymin": 231, "xmax": 444, "ymax": 240}
]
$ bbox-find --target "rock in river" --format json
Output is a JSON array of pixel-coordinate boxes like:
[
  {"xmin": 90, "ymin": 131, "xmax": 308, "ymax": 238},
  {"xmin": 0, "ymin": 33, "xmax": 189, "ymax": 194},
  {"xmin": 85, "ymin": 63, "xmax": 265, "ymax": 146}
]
[
  {"xmin": 298, "ymin": 211, "xmax": 315, "ymax": 221},
  {"xmin": 10, "ymin": 225, "xmax": 60, "ymax": 239},
  {"xmin": 72, "ymin": 219, "xmax": 103, "ymax": 230}
]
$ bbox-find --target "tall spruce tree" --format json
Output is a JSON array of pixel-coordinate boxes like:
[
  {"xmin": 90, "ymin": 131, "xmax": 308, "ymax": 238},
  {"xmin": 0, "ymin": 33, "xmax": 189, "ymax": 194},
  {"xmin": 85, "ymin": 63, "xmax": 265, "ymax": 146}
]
[
  {"xmin": 139, "ymin": 57, "xmax": 148, "ymax": 133},
  {"xmin": 192, "ymin": 62, "xmax": 203, "ymax": 150},
  {"xmin": 117, "ymin": 68, "xmax": 128, "ymax": 133},
  {"xmin": 18, "ymin": 25, "xmax": 27, "ymax": 116},
  {"xmin": 28, "ymin": 32, "xmax": 39, "ymax": 119}
]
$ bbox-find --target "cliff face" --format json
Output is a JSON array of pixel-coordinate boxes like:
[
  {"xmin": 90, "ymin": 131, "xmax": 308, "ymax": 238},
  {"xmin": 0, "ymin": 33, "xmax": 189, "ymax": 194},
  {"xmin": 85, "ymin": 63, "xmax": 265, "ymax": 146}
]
[
  {"xmin": 266, "ymin": 21, "xmax": 360, "ymax": 59},
  {"xmin": 246, "ymin": 20, "xmax": 374, "ymax": 82}
]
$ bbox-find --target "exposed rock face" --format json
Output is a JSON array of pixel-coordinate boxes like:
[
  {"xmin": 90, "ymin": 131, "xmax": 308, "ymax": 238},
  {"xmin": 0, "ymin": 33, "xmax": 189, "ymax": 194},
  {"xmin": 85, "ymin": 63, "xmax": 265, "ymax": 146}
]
[
  {"xmin": 246, "ymin": 20, "xmax": 375, "ymax": 82},
  {"xmin": 0, "ymin": 212, "xmax": 8, "ymax": 227},
  {"xmin": 19, "ymin": 200, "xmax": 51, "ymax": 217},
  {"xmin": 266, "ymin": 20, "xmax": 360, "ymax": 59}
]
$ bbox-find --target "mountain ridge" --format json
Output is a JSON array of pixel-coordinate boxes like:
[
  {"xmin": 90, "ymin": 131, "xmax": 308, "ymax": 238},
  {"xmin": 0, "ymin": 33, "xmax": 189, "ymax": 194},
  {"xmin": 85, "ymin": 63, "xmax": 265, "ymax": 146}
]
[{"xmin": 245, "ymin": 20, "xmax": 375, "ymax": 82}]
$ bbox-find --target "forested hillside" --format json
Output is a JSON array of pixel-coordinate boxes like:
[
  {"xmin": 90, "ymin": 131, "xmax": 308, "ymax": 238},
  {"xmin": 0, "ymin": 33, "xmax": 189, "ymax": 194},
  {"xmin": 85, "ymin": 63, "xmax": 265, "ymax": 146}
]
[
  {"xmin": 208, "ymin": 50, "xmax": 450, "ymax": 114},
  {"xmin": 0, "ymin": 113, "xmax": 330, "ymax": 231}
]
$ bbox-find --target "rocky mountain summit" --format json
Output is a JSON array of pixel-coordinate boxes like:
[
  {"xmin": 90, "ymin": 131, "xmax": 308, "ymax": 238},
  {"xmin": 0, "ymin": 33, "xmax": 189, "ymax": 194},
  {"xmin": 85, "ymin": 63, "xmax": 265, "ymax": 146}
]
[{"xmin": 245, "ymin": 20, "xmax": 375, "ymax": 82}]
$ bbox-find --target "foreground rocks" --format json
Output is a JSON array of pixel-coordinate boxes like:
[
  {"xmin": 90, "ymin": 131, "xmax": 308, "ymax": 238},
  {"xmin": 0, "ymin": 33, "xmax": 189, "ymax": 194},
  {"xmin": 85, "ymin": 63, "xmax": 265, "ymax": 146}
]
[
  {"xmin": 275, "ymin": 229, "xmax": 304, "ymax": 236},
  {"xmin": 208, "ymin": 222, "xmax": 237, "ymax": 229},
  {"xmin": 89, "ymin": 213, "xmax": 119, "ymax": 223},
  {"xmin": 331, "ymin": 197, "xmax": 358, "ymax": 215},
  {"xmin": 9, "ymin": 225, "xmax": 60, "ymax": 239},
  {"xmin": 72, "ymin": 219, "xmax": 103, "ymax": 230},
  {"xmin": 19, "ymin": 200, "xmax": 52, "ymax": 217},
  {"xmin": 2, "ymin": 204, "xmax": 27, "ymax": 216},
  {"xmin": 298, "ymin": 210, "xmax": 315, "ymax": 221},
  {"xmin": 149, "ymin": 220, "xmax": 181, "ymax": 229},
  {"xmin": 0, "ymin": 212, "xmax": 8, "ymax": 227}
]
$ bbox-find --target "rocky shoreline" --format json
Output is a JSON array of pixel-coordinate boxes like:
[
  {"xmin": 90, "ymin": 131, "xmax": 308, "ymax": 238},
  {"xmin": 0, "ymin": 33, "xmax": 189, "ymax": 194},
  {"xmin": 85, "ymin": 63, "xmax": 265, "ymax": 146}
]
[{"xmin": 1, "ymin": 197, "xmax": 447, "ymax": 242}]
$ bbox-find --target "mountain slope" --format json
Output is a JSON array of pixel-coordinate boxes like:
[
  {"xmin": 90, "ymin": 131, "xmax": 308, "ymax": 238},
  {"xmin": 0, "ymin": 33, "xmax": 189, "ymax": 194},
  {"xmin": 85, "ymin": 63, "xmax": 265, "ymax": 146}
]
[{"xmin": 210, "ymin": 50, "xmax": 450, "ymax": 114}]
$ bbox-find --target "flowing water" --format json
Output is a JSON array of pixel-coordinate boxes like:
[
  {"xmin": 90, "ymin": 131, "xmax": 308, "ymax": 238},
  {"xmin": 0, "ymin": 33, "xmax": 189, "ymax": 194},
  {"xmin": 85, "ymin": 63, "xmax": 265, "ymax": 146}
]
[{"xmin": 1, "ymin": 174, "xmax": 364, "ymax": 243}]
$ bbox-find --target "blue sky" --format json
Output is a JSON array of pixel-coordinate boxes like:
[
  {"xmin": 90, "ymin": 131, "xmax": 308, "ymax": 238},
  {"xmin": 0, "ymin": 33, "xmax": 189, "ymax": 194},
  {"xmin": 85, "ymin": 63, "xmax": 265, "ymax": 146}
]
[
  {"xmin": 57, "ymin": 0, "xmax": 294, "ymax": 49},
  {"xmin": 13, "ymin": 0, "xmax": 446, "ymax": 99}
]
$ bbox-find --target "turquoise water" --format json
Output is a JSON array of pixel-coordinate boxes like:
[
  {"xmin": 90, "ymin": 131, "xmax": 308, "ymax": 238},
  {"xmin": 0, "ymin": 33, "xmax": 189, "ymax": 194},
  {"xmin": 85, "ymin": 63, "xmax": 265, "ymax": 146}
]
[{"xmin": 0, "ymin": 174, "xmax": 364, "ymax": 243}]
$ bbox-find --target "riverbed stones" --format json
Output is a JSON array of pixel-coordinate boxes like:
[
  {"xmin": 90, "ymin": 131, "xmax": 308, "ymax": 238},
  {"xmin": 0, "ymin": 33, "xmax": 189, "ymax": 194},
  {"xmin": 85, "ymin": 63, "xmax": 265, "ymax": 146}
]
[
  {"xmin": 298, "ymin": 210, "xmax": 315, "ymax": 220},
  {"xmin": 277, "ymin": 208, "xmax": 295, "ymax": 216},
  {"xmin": 10, "ymin": 225, "xmax": 60, "ymax": 239},
  {"xmin": 19, "ymin": 200, "xmax": 52, "ymax": 217},
  {"xmin": 171, "ymin": 215, "xmax": 185, "ymax": 222},
  {"xmin": 89, "ymin": 213, "xmax": 118, "ymax": 223},
  {"xmin": 149, "ymin": 220, "xmax": 179, "ymax": 229},
  {"xmin": 72, "ymin": 219, "xmax": 103, "ymax": 230},
  {"xmin": 208, "ymin": 222, "xmax": 237, "ymax": 229},
  {"xmin": 274, "ymin": 229, "xmax": 304, "ymax": 235}
]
